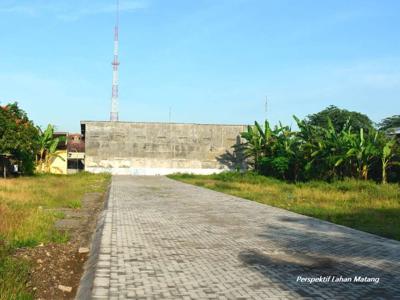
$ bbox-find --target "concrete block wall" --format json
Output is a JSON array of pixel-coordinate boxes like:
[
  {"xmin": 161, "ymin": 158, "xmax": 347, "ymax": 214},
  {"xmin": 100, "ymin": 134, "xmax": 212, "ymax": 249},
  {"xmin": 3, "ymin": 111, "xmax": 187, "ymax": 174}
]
[{"xmin": 81, "ymin": 121, "xmax": 247, "ymax": 175}]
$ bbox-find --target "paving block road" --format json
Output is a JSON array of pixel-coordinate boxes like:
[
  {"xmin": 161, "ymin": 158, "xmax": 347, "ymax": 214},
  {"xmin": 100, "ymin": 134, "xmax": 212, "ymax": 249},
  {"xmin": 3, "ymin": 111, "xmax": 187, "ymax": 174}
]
[{"xmin": 89, "ymin": 176, "xmax": 400, "ymax": 299}]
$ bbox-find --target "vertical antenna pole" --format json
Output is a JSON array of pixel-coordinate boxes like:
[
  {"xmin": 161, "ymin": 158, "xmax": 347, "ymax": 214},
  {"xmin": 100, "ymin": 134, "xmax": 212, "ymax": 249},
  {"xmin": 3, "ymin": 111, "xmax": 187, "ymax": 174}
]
[
  {"xmin": 110, "ymin": 0, "xmax": 120, "ymax": 121},
  {"xmin": 265, "ymin": 96, "xmax": 268, "ymax": 120}
]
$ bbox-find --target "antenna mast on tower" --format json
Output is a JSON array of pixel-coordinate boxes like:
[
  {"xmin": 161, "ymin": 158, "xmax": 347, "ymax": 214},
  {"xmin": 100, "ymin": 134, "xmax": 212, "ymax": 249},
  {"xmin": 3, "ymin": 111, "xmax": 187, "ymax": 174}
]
[{"xmin": 110, "ymin": 0, "xmax": 120, "ymax": 121}]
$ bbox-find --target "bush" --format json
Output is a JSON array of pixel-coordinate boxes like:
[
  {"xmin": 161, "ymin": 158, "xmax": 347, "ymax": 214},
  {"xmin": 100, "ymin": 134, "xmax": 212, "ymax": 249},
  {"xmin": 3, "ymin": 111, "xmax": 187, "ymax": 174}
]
[{"xmin": 259, "ymin": 156, "xmax": 290, "ymax": 179}]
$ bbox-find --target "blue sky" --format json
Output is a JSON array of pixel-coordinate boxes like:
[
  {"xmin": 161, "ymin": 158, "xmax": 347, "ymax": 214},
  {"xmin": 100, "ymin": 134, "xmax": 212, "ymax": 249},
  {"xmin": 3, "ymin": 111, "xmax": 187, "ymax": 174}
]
[{"xmin": 0, "ymin": 0, "xmax": 399, "ymax": 132}]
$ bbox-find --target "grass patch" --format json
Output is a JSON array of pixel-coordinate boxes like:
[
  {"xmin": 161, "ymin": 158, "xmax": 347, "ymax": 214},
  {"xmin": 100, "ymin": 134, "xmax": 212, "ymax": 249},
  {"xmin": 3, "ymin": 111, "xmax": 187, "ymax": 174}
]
[
  {"xmin": 169, "ymin": 172, "xmax": 400, "ymax": 241},
  {"xmin": 0, "ymin": 244, "xmax": 32, "ymax": 300},
  {"xmin": 67, "ymin": 199, "xmax": 82, "ymax": 209},
  {"xmin": 0, "ymin": 172, "xmax": 110, "ymax": 299}
]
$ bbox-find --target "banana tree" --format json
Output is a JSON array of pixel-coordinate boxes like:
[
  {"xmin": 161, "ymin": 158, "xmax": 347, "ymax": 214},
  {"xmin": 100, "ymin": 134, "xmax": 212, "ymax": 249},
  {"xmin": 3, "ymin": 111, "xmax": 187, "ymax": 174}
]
[
  {"xmin": 241, "ymin": 125, "xmax": 263, "ymax": 170},
  {"xmin": 341, "ymin": 128, "xmax": 379, "ymax": 180},
  {"xmin": 304, "ymin": 118, "xmax": 348, "ymax": 179},
  {"xmin": 254, "ymin": 120, "xmax": 275, "ymax": 157},
  {"xmin": 241, "ymin": 120, "xmax": 279, "ymax": 170},
  {"xmin": 36, "ymin": 124, "xmax": 65, "ymax": 173},
  {"xmin": 270, "ymin": 122, "xmax": 299, "ymax": 180}
]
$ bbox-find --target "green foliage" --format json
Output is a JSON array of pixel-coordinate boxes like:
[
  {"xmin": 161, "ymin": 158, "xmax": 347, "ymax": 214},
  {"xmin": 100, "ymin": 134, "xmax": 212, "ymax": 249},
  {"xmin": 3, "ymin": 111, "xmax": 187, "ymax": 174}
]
[
  {"xmin": 0, "ymin": 243, "xmax": 32, "ymax": 300},
  {"xmin": 240, "ymin": 120, "xmax": 296, "ymax": 179},
  {"xmin": 67, "ymin": 199, "xmax": 82, "ymax": 209},
  {"xmin": 0, "ymin": 102, "xmax": 63, "ymax": 175},
  {"xmin": 379, "ymin": 115, "xmax": 400, "ymax": 132},
  {"xmin": 240, "ymin": 107, "xmax": 400, "ymax": 183},
  {"xmin": 36, "ymin": 124, "xmax": 65, "ymax": 173},
  {"xmin": 260, "ymin": 156, "xmax": 290, "ymax": 180},
  {"xmin": 381, "ymin": 139, "xmax": 400, "ymax": 184},
  {"xmin": 305, "ymin": 105, "xmax": 374, "ymax": 133},
  {"xmin": 240, "ymin": 123, "xmax": 263, "ymax": 169},
  {"xmin": 0, "ymin": 102, "xmax": 39, "ymax": 174}
]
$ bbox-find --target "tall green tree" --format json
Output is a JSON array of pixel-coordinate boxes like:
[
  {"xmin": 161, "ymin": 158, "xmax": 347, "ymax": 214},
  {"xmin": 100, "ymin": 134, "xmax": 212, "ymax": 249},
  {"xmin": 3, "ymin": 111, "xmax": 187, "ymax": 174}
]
[
  {"xmin": 0, "ymin": 102, "xmax": 39, "ymax": 174},
  {"xmin": 379, "ymin": 115, "xmax": 400, "ymax": 132},
  {"xmin": 305, "ymin": 105, "xmax": 374, "ymax": 133}
]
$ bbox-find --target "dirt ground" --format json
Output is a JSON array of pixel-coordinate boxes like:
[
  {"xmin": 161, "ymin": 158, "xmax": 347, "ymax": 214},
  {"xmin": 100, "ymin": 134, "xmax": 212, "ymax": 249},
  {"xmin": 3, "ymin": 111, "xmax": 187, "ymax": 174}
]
[{"xmin": 15, "ymin": 192, "xmax": 106, "ymax": 300}]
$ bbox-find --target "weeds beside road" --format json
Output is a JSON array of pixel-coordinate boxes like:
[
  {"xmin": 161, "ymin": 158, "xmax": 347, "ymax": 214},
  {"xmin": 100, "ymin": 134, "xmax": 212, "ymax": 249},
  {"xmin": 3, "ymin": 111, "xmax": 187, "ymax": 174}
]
[
  {"xmin": 169, "ymin": 172, "xmax": 400, "ymax": 241},
  {"xmin": 0, "ymin": 172, "xmax": 110, "ymax": 300}
]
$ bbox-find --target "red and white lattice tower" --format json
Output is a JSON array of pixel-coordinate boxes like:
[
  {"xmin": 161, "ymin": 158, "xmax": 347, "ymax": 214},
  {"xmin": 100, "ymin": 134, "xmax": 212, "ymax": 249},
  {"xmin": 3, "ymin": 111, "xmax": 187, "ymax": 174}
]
[{"xmin": 110, "ymin": 0, "xmax": 120, "ymax": 121}]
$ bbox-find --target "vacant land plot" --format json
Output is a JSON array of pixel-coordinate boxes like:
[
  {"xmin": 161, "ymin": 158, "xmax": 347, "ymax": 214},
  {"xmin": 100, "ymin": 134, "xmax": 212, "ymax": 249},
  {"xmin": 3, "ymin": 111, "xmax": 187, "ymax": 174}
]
[
  {"xmin": 169, "ymin": 172, "xmax": 400, "ymax": 241},
  {"xmin": 0, "ymin": 172, "xmax": 110, "ymax": 300}
]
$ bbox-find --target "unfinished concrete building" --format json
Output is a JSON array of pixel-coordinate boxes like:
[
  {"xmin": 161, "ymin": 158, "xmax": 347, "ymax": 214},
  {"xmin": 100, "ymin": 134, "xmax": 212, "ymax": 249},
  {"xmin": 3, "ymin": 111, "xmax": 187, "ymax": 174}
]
[{"xmin": 81, "ymin": 121, "xmax": 247, "ymax": 175}]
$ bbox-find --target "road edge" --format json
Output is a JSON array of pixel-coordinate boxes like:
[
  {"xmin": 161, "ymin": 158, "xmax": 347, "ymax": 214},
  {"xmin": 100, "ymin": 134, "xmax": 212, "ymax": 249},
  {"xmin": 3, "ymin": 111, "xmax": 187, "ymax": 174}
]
[{"xmin": 75, "ymin": 182, "xmax": 111, "ymax": 300}]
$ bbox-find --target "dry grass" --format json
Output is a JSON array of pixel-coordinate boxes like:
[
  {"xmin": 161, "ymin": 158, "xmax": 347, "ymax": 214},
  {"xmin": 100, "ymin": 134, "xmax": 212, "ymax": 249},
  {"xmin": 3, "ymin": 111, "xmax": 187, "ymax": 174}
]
[
  {"xmin": 0, "ymin": 172, "xmax": 110, "ymax": 300},
  {"xmin": 169, "ymin": 172, "xmax": 400, "ymax": 241},
  {"xmin": 0, "ymin": 172, "xmax": 110, "ymax": 247}
]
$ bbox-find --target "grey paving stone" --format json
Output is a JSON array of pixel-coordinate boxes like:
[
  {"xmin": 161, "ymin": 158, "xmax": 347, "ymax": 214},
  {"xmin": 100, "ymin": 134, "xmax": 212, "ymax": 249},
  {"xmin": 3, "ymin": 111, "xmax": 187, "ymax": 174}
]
[{"xmin": 90, "ymin": 176, "xmax": 400, "ymax": 299}]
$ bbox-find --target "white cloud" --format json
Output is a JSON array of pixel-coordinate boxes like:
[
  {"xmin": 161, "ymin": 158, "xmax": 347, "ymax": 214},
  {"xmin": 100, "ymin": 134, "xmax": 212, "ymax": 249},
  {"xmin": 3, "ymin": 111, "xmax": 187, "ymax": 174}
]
[
  {"xmin": 57, "ymin": 0, "xmax": 148, "ymax": 21},
  {"xmin": 0, "ymin": 4, "xmax": 38, "ymax": 16},
  {"xmin": 0, "ymin": 0, "xmax": 148, "ymax": 21}
]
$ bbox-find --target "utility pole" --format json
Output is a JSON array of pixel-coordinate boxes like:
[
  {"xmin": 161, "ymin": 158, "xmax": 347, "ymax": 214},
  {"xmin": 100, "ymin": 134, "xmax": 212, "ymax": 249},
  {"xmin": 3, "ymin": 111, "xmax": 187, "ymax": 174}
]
[{"xmin": 265, "ymin": 96, "xmax": 268, "ymax": 120}]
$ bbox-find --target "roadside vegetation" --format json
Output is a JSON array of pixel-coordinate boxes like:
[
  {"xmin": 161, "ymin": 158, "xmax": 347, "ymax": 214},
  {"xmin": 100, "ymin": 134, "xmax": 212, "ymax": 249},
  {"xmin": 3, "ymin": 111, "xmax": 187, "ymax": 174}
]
[
  {"xmin": 36, "ymin": 124, "xmax": 66, "ymax": 173},
  {"xmin": 1, "ymin": 102, "xmax": 66, "ymax": 177},
  {"xmin": 0, "ymin": 102, "xmax": 112, "ymax": 299},
  {"xmin": 0, "ymin": 172, "xmax": 110, "ymax": 299},
  {"xmin": 0, "ymin": 102, "xmax": 39, "ymax": 175},
  {"xmin": 170, "ymin": 106, "xmax": 400, "ymax": 242},
  {"xmin": 169, "ymin": 172, "xmax": 400, "ymax": 241},
  {"xmin": 240, "ymin": 106, "xmax": 400, "ymax": 183},
  {"xmin": 0, "ymin": 101, "xmax": 399, "ymax": 296}
]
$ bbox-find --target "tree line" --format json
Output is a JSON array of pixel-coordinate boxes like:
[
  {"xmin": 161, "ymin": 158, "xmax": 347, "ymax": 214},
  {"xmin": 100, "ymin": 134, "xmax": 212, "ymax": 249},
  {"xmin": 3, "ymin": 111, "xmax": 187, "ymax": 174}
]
[
  {"xmin": 1, "ymin": 102, "xmax": 399, "ymax": 182},
  {"xmin": 241, "ymin": 106, "xmax": 400, "ymax": 183},
  {"xmin": 0, "ymin": 102, "xmax": 63, "ymax": 175}
]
